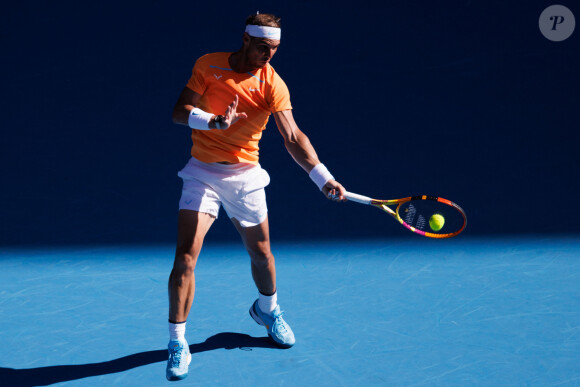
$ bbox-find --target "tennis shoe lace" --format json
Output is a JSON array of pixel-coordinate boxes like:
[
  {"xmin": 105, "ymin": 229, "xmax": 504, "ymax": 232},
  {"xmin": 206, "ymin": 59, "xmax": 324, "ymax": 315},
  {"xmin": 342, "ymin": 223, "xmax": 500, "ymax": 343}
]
[
  {"xmin": 169, "ymin": 344, "xmax": 184, "ymax": 367},
  {"xmin": 271, "ymin": 309, "xmax": 288, "ymax": 334}
]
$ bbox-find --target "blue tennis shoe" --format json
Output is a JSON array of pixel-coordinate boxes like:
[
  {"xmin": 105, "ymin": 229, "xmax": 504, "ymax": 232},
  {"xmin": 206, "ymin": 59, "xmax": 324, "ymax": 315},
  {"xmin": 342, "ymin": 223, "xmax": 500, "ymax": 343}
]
[
  {"xmin": 249, "ymin": 300, "xmax": 295, "ymax": 348},
  {"xmin": 166, "ymin": 339, "xmax": 191, "ymax": 381}
]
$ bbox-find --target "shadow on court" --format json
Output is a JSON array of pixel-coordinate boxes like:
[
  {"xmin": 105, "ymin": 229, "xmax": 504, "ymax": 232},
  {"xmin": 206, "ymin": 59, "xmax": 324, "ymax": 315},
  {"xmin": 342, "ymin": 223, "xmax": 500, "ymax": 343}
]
[{"xmin": 0, "ymin": 332, "xmax": 277, "ymax": 386}]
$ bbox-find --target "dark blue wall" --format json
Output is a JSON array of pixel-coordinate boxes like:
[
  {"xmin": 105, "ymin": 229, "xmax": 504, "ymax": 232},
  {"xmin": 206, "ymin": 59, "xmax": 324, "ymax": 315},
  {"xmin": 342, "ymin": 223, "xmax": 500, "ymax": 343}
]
[{"xmin": 1, "ymin": 1, "xmax": 579, "ymax": 245}]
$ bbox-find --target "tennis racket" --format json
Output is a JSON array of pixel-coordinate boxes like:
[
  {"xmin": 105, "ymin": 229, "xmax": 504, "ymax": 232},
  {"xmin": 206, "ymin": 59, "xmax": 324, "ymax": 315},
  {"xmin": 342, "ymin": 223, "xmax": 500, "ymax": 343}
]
[{"xmin": 332, "ymin": 191, "xmax": 467, "ymax": 238}]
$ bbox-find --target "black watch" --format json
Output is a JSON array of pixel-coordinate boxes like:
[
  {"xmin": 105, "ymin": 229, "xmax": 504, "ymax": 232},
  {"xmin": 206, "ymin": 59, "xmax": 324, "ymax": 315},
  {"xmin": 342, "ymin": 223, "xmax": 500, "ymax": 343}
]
[{"xmin": 214, "ymin": 115, "xmax": 225, "ymax": 129}]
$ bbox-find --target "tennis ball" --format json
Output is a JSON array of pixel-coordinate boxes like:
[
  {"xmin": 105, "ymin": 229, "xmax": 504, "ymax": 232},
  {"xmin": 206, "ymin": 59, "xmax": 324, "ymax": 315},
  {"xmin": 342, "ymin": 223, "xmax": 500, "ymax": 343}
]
[{"xmin": 429, "ymin": 214, "xmax": 445, "ymax": 232}]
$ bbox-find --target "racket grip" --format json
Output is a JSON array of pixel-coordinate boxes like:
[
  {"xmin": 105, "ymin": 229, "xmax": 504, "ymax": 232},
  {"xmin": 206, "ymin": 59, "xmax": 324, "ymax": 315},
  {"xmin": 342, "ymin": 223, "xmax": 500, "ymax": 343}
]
[{"xmin": 344, "ymin": 191, "xmax": 373, "ymax": 205}]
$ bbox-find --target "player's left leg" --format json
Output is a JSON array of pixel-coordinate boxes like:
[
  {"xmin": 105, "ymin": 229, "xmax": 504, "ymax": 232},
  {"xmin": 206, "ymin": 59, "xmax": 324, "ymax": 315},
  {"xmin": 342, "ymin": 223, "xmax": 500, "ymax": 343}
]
[
  {"xmin": 232, "ymin": 216, "xmax": 276, "ymax": 294},
  {"xmin": 232, "ymin": 217, "xmax": 295, "ymax": 348}
]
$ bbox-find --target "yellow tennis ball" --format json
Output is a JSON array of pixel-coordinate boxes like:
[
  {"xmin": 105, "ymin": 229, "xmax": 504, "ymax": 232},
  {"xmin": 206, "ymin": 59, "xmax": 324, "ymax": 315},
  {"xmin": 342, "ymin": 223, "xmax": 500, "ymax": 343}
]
[{"xmin": 429, "ymin": 214, "xmax": 445, "ymax": 231}]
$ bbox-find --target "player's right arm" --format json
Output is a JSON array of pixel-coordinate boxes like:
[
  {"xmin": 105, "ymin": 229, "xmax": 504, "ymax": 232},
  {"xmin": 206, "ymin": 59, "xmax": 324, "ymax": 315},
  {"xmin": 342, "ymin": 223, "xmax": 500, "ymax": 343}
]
[
  {"xmin": 172, "ymin": 87, "xmax": 203, "ymax": 126},
  {"xmin": 172, "ymin": 87, "xmax": 246, "ymax": 129}
]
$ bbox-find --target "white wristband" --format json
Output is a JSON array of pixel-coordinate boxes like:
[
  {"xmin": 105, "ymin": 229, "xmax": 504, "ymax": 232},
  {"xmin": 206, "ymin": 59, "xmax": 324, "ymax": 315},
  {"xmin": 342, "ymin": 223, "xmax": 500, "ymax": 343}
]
[
  {"xmin": 309, "ymin": 163, "xmax": 334, "ymax": 190},
  {"xmin": 188, "ymin": 108, "xmax": 213, "ymax": 130}
]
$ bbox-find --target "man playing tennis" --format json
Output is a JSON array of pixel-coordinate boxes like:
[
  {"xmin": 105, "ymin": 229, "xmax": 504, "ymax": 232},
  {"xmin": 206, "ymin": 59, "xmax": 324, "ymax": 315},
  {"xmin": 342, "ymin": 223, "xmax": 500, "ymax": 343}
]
[{"xmin": 166, "ymin": 12, "xmax": 346, "ymax": 381}]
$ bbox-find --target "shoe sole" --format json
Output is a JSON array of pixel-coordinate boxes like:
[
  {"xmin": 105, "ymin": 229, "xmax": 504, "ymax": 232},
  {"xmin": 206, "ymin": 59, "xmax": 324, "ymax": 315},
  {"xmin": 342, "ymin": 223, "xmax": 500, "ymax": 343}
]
[
  {"xmin": 249, "ymin": 303, "xmax": 293, "ymax": 349},
  {"xmin": 249, "ymin": 303, "xmax": 265, "ymax": 326}
]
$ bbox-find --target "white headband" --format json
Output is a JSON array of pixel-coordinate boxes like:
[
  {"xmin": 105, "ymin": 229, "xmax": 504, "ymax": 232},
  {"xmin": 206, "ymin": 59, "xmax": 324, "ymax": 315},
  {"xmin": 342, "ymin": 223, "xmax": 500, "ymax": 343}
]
[{"xmin": 245, "ymin": 25, "xmax": 281, "ymax": 40}]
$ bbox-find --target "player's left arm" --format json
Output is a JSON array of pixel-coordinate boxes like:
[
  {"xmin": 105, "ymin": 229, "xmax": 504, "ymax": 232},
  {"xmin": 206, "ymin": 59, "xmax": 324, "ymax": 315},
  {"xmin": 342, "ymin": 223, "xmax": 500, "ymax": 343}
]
[{"xmin": 273, "ymin": 109, "xmax": 346, "ymax": 201}]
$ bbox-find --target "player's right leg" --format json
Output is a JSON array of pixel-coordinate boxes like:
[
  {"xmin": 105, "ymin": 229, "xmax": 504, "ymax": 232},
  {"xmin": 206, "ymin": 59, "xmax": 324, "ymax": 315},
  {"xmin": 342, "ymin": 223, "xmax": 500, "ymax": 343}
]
[
  {"xmin": 167, "ymin": 209, "xmax": 215, "ymax": 381},
  {"xmin": 169, "ymin": 209, "xmax": 215, "ymax": 322}
]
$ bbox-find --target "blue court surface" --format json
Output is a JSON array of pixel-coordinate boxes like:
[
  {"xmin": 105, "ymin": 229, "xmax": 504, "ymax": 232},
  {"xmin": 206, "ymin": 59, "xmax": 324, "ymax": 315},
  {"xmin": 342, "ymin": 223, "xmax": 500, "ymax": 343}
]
[{"xmin": 1, "ymin": 237, "xmax": 579, "ymax": 386}]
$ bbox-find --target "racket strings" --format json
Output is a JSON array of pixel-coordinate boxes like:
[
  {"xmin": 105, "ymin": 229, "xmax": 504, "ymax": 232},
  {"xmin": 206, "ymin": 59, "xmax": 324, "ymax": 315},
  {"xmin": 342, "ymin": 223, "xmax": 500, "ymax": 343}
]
[
  {"xmin": 403, "ymin": 203, "xmax": 417, "ymax": 225},
  {"xmin": 398, "ymin": 200, "xmax": 465, "ymax": 235}
]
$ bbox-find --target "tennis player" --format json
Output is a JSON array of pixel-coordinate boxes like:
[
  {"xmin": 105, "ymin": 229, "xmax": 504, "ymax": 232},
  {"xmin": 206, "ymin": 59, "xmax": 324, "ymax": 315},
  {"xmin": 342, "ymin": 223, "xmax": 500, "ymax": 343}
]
[{"xmin": 166, "ymin": 13, "xmax": 346, "ymax": 381}]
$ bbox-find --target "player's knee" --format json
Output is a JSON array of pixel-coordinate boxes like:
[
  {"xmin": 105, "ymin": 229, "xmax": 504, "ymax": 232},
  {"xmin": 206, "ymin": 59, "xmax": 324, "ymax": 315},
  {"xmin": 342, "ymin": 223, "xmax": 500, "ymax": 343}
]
[
  {"xmin": 173, "ymin": 251, "xmax": 198, "ymax": 276},
  {"xmin": 249, "ymin": 245, "xmax": 274, "ymax": 266}
]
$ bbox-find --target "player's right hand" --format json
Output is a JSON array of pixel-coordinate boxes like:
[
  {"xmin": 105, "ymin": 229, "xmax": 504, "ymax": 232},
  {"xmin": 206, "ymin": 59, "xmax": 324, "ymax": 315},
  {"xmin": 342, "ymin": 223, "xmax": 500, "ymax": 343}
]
[{"xmin": 219, "ymin": 95, "xmax": 247, "ymax": 129}]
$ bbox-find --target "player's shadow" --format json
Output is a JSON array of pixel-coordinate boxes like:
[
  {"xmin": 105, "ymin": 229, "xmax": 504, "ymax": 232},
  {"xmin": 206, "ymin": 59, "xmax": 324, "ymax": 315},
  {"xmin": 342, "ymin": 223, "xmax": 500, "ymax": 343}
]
[{"xmin": 0, "ymin": 332, "xmax": 277, "ymax": 387}]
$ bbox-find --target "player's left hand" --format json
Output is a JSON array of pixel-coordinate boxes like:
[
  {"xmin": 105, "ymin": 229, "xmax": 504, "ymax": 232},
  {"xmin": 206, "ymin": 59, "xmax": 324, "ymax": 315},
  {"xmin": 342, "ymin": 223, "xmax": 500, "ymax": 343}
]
[{"xmin": 323, "ymin": 180, "xmax": 347, "ymax": 202}]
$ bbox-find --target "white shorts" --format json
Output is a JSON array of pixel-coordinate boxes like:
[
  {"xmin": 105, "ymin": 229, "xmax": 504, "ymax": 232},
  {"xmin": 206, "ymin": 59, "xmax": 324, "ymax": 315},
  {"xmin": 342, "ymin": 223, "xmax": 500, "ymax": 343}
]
[{"xmin": 177, "ymin": 157, "xmax": 271, "ymax": 227}]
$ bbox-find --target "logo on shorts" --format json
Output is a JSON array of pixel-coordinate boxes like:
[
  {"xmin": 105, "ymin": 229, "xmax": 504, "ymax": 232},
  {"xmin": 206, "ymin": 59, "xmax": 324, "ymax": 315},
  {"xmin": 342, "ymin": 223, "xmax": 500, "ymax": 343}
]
[
  {"xmin": 213, "ymin": 74, "xmax": 223, "ymax": 80},
  {"xmin": 185, "ymin": 199, "xmax": 192, "ymax": 205},
  {"xmin": 539, "ymin": 5, "xmax": 575, "ymax": 42}
]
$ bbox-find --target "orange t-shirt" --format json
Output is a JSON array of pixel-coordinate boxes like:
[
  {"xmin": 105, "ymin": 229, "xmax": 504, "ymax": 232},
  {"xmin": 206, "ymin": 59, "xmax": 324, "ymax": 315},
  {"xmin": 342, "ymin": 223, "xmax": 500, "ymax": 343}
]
[{"xmin": 186, "ymin": 52, "xmax": 292, "ymax": 164}]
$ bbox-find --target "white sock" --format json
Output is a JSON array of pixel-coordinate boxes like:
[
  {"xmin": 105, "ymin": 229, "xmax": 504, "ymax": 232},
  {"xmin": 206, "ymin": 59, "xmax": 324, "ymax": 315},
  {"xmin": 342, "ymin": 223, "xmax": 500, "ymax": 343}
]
[
  {"xmin": 169, "ymin": 321, "xmax": 186, "ymax": 341},
  {"xmin": 258, "ymin": 291, "xmax": 278, "ymax": 314}
]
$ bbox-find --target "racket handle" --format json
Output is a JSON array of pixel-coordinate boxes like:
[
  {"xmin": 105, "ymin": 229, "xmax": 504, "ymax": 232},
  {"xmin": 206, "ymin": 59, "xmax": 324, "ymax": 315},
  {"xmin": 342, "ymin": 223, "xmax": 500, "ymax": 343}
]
[{"xmin": 344, "ymin": 191, "xmax": 373, "ymax": 205}]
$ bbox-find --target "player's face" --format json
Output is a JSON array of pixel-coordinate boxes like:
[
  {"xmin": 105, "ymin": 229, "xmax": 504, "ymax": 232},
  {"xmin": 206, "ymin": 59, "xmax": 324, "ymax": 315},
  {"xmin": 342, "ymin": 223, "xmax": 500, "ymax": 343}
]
[{"xmin": 244, "ymin": 35, "xmax": 280, "ymax": 69}]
